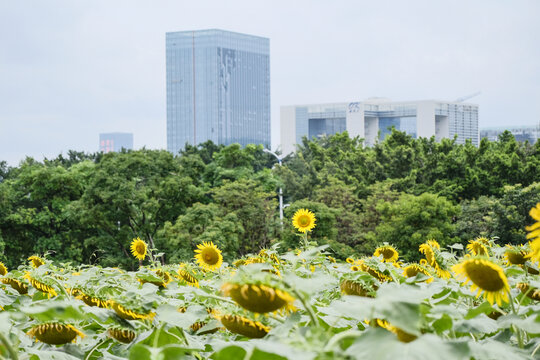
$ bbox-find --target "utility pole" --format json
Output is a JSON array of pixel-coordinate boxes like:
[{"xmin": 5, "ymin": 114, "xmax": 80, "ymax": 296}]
[{"xmin": 263, "ymin": 148, "xmax": 284, "ymax": 227}]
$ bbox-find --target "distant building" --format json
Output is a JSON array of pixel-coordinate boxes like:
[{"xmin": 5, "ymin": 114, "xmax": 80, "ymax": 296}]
[
  {"xmin": 480, "ymin": 125, "xmax": 539, "ymax": 143},
  {"xmin": 280, "ymin": 98, "xmax": 479, "ymax": 154},
  {"xmin": 166, "ymin": 29, "xmax": 270, "ymax": 154},
  {"xmin": 99, "ymin": 133, "xmax": 133, "ymax": 153}
]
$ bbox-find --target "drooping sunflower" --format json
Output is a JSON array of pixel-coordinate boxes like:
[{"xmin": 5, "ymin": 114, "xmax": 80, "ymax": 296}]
[
  {"xmin": 402, "ymin": 263, "xmax": 433, "ymax": 283},
  {"xmin": 504, "ymin": 244, "xmax": 528, "ymax": 266},
  {"xmin": 138, "ymin": 269, "xmax": 173, "ymax": 288},
  {"xmin": 419, "ymin": 240, "xmax": 450, "ymax": 279},
  {"xmin": 28, "ymin": 323, "xmax": 85, "ymax": 345},
  {"xmin": 28, "ymin": 255, "xmax": 45, "ymax": 268},
  {"xmin": 358, "ymin": 260, "xmax": 393, "ymax": 282},
  {"xmin": 516, "ymin": 282, "xmax": 540, "ymax": 301},
  {"xmin": 1, "ymin": 277, "xmax": 28, "ymax": 294},
  {"xmin": 108, "ymin": 327, "xmax": 137, "ymax": 344},
  {"xmin": 222, "ymin": 282, "xmax": 295, "ymax": 314},
  {"xmin": 194, "ymin": 241, "xmax": 223, "ymax": 271},
  {"xmin": 372, "ymin": 319, "xmax": 417, "ymax": 343},
  {"xmin": 220, "ymin": 314, "xmax": 270, "ymax": 338},
  {"xmin": 177, "ymin": 264, "xmax": 200, "ymax": 287},
  {"xmin": 24, "ymin": 273, "xmax": 58, "ymax": 298},
  {"xmin": 0, "ymin": 262, "xmax": 7, "ymax": 276},
  {"xmin": 373, "ymin": 245, "xmax": 399, "ymax": 263},
  {"xmin": 525, "ymin": 203, "xmax": 540, "ymax": 263},
  {"xmin": 466, "ymin": 239, "xmax": 489, "ymax": 256},
  {"xmin": 292, "ymin": 208, "xmax": 316, "ymax": 233},
  {"xmin": 340, "ymin": 273, "xmax": 378, "ymax": 297},
  {"xmin": 111, "ymin": 301, "xmax": 155, "ymax": 321},
  {"xmin": 74, "ymin": 289, "xmax": 110, "ymax": 308},
  {"xmin": 452, "ymin": 258, "xmax": 510, "ymax": 306},
  {"xmin": 130, "ymin": 237, "xmax": 148, "ymax": 261}
]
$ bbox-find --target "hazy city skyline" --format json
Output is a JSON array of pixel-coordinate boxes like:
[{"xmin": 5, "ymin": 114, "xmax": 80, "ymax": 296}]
[{"xmin": 1, "ymin": 0, "xmax": 539, "ymax": 165}]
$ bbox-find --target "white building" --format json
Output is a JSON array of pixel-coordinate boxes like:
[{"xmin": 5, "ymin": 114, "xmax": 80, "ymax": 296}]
[{"xmin": 280, "ymin": 98, "xmax": 479, "ymax": 154}]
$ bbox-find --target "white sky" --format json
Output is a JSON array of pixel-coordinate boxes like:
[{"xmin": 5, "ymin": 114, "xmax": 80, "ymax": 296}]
[{"xmin": 1, "ymin": 0, "xmax": 539, "ymax": 165}]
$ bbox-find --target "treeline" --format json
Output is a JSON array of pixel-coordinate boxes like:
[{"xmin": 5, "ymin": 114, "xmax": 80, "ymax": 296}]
[{"xmin": 0, "ymin": 130, "xmax": 539, "ymax": 268}]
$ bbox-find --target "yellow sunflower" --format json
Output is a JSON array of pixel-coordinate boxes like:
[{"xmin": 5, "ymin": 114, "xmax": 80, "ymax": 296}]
[
  {"xmin": 1, "ymin": 277, "xmax": 28, "ymax": 294},
  {"xmin": 220, "ymin": 314, "xmax": 270, "ymax": 338},
  {"xmin": 177, "ymin": 264, "xmax": 199, "ymax": 287},
  {"xmin": 0, "ymin": 262, "xmax": 7, "ymax": 276},
  {"xmin": 504, "ymin": 245, "xmax": 528, "ymax": 266},
  {"xmin": 194, "ymin": 241, "xmax": 223, "ymax": 271},
  {"xmin": 292, "ymin": 208, "xmax": 316, "ymax": 233},
  {"xmin": 111, "ymin": 302, "xmax": 155, "ymax": 321},
  {"xmin": 452, "ymin": 258, "xmax": 510, "ymax": 306},
  {"xmin": 28, "ymin": 255, "xmax": 45, "ymax": 268},
  {"xmin": 222, "ymin": 282, "xmax": 295, "ymax": 314},
  {"xmin": 28, "ymin": 323, "xmax": 85, "ymax": 345},
  {"xmin": 516, "ymin": 282, "xmax": 540, "ymax": 301},
  {"xmin": 373, "ymin": 245, "xmax": 399, "ymax": 263},
  {"xmin": 466, "ymin": 239, "xmax": 489, "ymax": 256},
  {"xmin": 419, "ymin": 240, "xmax": 450, "ymax": 279},
  {"xmin": 108, "ymin": 327, "xmax": 137, "ymax": 344},
  {"xmin": 24, "ymin": 273, "xmax": 58, "ymax": 298},
  {"xmin": 402, "ymin": 264, "xmax": 433, "ymax": 283},
  {"xmin": 525, "ymin": 203, "xmax": 540, "ymax": 263},
  {"xmin": 130, "ymin": 237, "xmax": 148, "ymax": 261}
]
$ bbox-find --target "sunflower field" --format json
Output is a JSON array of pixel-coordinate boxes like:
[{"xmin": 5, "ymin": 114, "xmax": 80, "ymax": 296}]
[{"xmin": 1, "ymin": 205, "xmax": 540, "ymax": 360}]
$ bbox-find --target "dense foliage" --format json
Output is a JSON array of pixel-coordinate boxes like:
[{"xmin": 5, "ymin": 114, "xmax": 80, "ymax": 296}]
[{"xmin": 1, "ymin": 131, "xmax": 539, "ymax": 267}]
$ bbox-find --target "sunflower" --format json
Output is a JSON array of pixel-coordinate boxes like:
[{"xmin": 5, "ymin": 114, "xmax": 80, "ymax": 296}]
[
  {"xmin": 373, "ymin": 245, "xmax": 399, "ymax": 263},
  {"xmin": 0, "ymin": 262, "xmax": 7, "ymax": 276},
  {"xmin": 24, "ymin": 273, "xmax": 58, "ymax": 298},
  {"xmin": 504, "ymin": 245, "xmax": 528, "ymax": 266},
  {"xmin": 340, "ymin": 277, "xmax": 378, "ymax": 297},
  {"xmin": 108, "ymin": 327, "xmax": 137, "ymax": 344},
  {"xmin": 1, "ymin": 277, "xmax": 28, "ymax": 294},
  {"xmin": 28, "ymin": 323, "xmax": 84, "ymax": 345},
  {"xmin": 358, "ymin": 261, "xmax": 393, "ymax": 282},
  {"xmin": 292, "ymin": 208, "xmax": 316, "ymax": 233},
  {"xmin": 346, "ymin": 257, "xmax": 355, "ymax": 264},
  {"xmin": 373, "ymin": 319, "xmax": 417, "ymax": 343},
  {"xmin": 222, "ymin": 282, "xmax": 295, "ymax": 314},
  {"xmin": 220, "ymin": 314, "xmax": 270, "ymax": 338},
  {"xmin": 130, "ymin": 237, "xmax": 148, "ymax": 261},
  {"xmin": 139, "ymin": 269, "xmax": 172, "ymax": 288},
  {"xmin": 28, "ymin": 255, "xmax": 45, "ymax": 268},
  {"xmin": 419, "ymin": 240, "xmax": 450, "ymax": 279},
  {"xmin": 350, "ymin": 265, "xmax": 360, "ymax": 271},
  {"xmin": 516, "ymin": 282, "xmax": 540, "ymax": 301},
  {"xmin": 194, "ymin": 242, "xmax": 223, "ymax": 271},
  {"xmin": 466, "ymin": 239, "xmax": 489, "ymax": 256},
  {"xmin": 402, "ymin": 264, "xmax": 433, "ymax": 283},
  {"xmin": 525, "ymin": 203, "xmax": 540, "ymax": 263},
  {"xmin": 74, "ymin": 289, "xmax": 110, "ymax": 308},
  {"xmin": 452, "ymin": 258, "xmax": 510, "ymax": 306},
  {"xmin": 177, "ymin": 265, "xmax": 199, "ymax": 287},
  {"xmin": 327, "ymin": 256, "xmax": 336, "ymax": 263},
  {"xmin": 111, "ymin": 302, "xmax": 155, "ymax": 321}
]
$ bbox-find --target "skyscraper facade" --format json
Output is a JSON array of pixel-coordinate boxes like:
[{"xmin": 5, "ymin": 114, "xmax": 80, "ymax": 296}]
[
  {"xmin": 99, "ymin": 133, "xmax": 133, "ymax": 153},
  {"xmin": 280, "ymin": 98, "xmax": 479, "ymax": 154},
  {"xmin": 166, "ymin": 29, "xmax": 270, "ymax": 154}
]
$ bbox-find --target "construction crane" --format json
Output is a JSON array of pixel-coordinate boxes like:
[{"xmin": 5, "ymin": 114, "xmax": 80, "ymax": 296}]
[{"xmin": 455, "ymin": 91, "xmax": 481, "ymax": 103}]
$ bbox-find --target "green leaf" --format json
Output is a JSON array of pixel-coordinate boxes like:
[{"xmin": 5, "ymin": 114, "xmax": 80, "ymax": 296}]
[{"xmin": 210, "ymin": 345, "xmax": 247, "ymax": 360}]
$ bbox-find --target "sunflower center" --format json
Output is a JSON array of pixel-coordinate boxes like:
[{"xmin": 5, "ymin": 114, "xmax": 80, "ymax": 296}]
[
  {"xmin": 464, "ymin": 262, "xmax": 506, "ymax": 291},
  {"xmin": 202, "ymin": 249, "xmax": 219, "ymax": 265},
  {"xmin": 298, "ymin": 215, "xmax": 311, "ymax": 227},
  {"xmin": 506, "ymin": 250, "xmax": 526, "ymax": 265},
  {"xmin": 136, "ymin": 243, "xmax": 146, "ymax": 254}
]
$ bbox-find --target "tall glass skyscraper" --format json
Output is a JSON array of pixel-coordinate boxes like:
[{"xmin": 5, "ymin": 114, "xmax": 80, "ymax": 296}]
[{"xmin": 166, "ymin": 29, "xmax": 270, "ymax": 153}]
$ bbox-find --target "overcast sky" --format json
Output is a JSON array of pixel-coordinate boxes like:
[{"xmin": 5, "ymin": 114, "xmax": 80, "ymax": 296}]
[{"xmin": 1, "ymin": 0, "xmax": 539, "ymax": 165}]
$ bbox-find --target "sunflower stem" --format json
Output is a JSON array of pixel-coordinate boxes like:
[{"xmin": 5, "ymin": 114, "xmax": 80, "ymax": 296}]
[
  {"xmin": 323, "ymin": 330, "xmax": 363, "ymax": 352},
  {"xmin": 0, "ymin": 332, "xmax": 18, "ymax": 360},
  {"xmin": 282, "ymin": 281, "xmax": 319, "ymax": 327},
  {"xmin": 84, "ymin": 338, "xmax": 108, "ymax": 360},
  {"xmin": 507, "ymin": 290, "xmax": 524, "ymax": 349}
]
